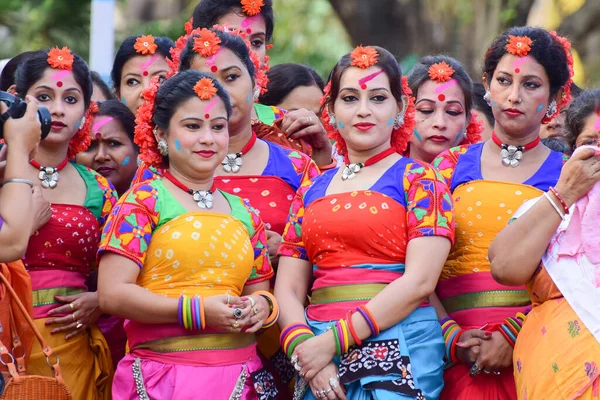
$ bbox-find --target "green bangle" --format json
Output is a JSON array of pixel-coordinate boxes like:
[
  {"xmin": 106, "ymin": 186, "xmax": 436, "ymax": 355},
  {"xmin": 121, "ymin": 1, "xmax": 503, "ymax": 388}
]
[
  {"xmin": 331, "ymin": 324, "xmax": 341, "ymax": 357},
  {"xmin": 185, "ymin": 296, "xmax": 193, "ymax": 330},
  {"xmin": 288, "ymin": 334, "xmax": 312, "ymax": 358}
]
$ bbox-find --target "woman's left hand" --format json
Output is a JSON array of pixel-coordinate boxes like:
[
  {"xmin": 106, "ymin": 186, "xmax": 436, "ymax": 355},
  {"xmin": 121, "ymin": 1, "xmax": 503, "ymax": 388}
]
[
  {"xmin": 472, "ymin": 331, "xmax": 513, "ymax": 374},
  {"xmin": 292, "ymin": 330, "xmax": 336, "ymax": 381},
  {"xmin": 279, "ymin": 109, "xmax": 331, "ymax": 151},
  {"xmin": 309, "ymin": 362, "xmax": 347, "ymax": 399},
  {"xmin": 46, "ymin": 292, "xmax": 102, "ymax": 340},
  {"xmin": 266, "ymin": 230, "xmax": 282, "ymax": 267},
  {"xmin": 239, "ymin": 294, "xmax": 270, "ymax": 334}
]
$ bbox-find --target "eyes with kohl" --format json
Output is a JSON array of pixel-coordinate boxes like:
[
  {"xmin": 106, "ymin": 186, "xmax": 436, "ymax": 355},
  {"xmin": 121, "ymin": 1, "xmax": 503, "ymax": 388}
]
[
  {"xmin": 118, "ymin": 55, "xmax": 170, "ymax": 114},
  {"xmin": 413, "ymin": 79, "xmax": 467, "ymax": 161},
  {"xmin": 574, "ymin": 113, "xmax": 600, "ymax": 148},
  {"xmin": 217, "ymin": 12, "xmax": 267, "ymax": 63},
  {"xmin": 333, "ymin": 66, "xmax": 400, "ymax": 153}
]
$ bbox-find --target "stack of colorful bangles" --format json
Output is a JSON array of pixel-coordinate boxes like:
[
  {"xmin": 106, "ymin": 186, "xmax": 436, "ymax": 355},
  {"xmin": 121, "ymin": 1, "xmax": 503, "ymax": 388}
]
[
  {"xmin": 178, "ymin": 295, "xmax": 206, "ymax": 330},
  {"xmin": 254, "ymin": 290, "xmax": 279, "ymax": 329},
  {"xmin": 331, "ymin": 305, "xmax": 380, "ymax": 357},
  {"xmin": 280, "ymin": 323, "xmax": 315, "ymax": 358},
  {"xmin": 498, "ymin": 312, "xmax": 528, "ymax": 347},
  {"xmin": 441, "ymin": 318, "xmax": 462, "ymax": 363}
]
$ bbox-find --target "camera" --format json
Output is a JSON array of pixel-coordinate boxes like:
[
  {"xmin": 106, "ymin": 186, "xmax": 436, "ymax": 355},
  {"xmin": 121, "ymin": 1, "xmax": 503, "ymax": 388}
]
[{"xmin": 0, "ymin": 91, "xmax": 51, "ymax": 140}]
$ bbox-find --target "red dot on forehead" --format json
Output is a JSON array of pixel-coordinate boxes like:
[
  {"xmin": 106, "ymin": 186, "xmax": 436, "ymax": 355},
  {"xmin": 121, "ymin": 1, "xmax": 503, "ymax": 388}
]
[
  {"xmin": 57, "ymin": 81, "xmax": 63, "ymax": 87},
  {"xmin": 438, "ymin": 94, "xmax": 446, "ymax": 102},
  {"xmin": 211, "ymin": 66, "xmax": 218, "ymax": 73},
  {"xmin": 360, "ymin": 84, "xmax": 367, "ymax": 90},
  {"xmin": 143, "ymin": 70, "xmax": 149, "ymax": 76},
  {"xmin": 205, "ymin": 114, "xmax": 210, "ymax": 119},
  {"xmin": 515, "ymin": 68, "xmax": 520, "ymax": 74},
  {"xmin": 95, "ymin": 132, "xmax": 101, "ymax": 139},
  {"xmin": 246, "ymin": 29, "xmax": 252, "ymax": 34}
]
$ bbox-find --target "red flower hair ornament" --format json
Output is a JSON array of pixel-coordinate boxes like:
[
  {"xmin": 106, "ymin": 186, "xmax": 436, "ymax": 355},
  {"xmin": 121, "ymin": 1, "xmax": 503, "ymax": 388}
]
[
  {"xmin": 321, "ymin": 75, "xmax": 416, "ymax": 156},
  {"xmin": 194, "ymin": 77, "xmax": 218, "ymax": 100},
  {"xmin": 428, "ymin": 61, "xmax": 455, "ymax": 83},
  {"xmin": 134, "ymin": 35, "xmax": 158, "ymax": 55},
  {"xmin": 47, "ymin": 47, "xmax": 74, "ymax": 70},
  {"xmin": 193, "ymin": 29, "xmax": 221, "ymax": 58},
  {"xmin": 134, "ymin": 76, "xmax": 163, "ymax": 167},
  {"xmin": 350, "ymin": 46, "xmax": 379, "ymax": 69},
  {"xmin": 541, "ymin": 31, "xmax": 574, "ymax": 124},
  {"xmin": 506, "ymin": 35, "xmax": 533, "ymax": 57},
  {"xmin": 241, "ymin": 0, "xmax": 264, "ymax": 16}
]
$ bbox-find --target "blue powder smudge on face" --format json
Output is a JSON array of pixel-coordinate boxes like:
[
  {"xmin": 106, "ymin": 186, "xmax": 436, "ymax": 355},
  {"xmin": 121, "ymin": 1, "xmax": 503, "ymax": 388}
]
[
  {"xmin": 413, "ymin": 129, "xmax": 423, "ymax": 142},
  {"xmin": 492, "ymin": 100, "xmax": 499, "ymax": 109},
  {"xmin": 121, "ymin": 156, "xmax": 130, "ymax": 166},
  {"xmin": 121, "ymin": 97, "xmax": 127, "ymax": 106},
  {"xmin": 74, "ymin": 120, "xmax": 81, "ymax": 130},
  {"xmin": 388, "ymin": 117, "xmax": 394, "ymax": 126},
  {"xmin": 452, "ymin": 129, "xmax": 466, "ymax": 146},
  {"xmin": 174, "ymin": 139, "xmax": 182, "ymax": 151},
  {"xmin": 536, "ymin": 104, "xmax": 545, "ymax": 113},
  {"xmin": 246, "ymin": 91, "xmax": 252, "ymax": 102},
  {"xmin": 337, "ymin": 121, "xmax": 345, "ymax": 129}
]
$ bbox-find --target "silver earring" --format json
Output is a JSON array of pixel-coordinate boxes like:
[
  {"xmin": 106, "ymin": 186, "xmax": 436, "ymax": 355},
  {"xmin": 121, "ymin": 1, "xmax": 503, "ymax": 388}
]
[
  {"xmin": 393, "ymin": 112, "xmax": 405, "ymax": 130},
  {"xmin": 483, "ymin": 90, "xmax": 491, "ymax": 107},
  {"xmin": 157, "ymin": 140, "xmax": 169, "ymax": 156},
  {"xmin": 328, "ymin": 112, "xmax": 337, "ymax": 128},
  {"xmin": 545, "ymin": 100, "xmax": 557, "ymax": 118},
  {"xmin": 253, "ymin": 88, "xmax": 260, "ymax": 101},
  {"xmin": 78, "ymin": 117, "xmax": 85, "ymax": 130}
]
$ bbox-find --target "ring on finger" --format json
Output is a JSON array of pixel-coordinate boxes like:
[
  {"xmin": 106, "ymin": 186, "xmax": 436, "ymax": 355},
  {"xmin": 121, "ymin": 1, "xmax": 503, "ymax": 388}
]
[
  {"xmin": 71, "ymin": 313, "xmax": 76, "ymax": 322},
  {"xmin": 470, "ymin": 363, "xmax": 481, "ymax": 376},
  {"xmin": 329, "ymin": 377, "xmax": 339, "ymax": 388},
  {"xmin": 233, "ymin": 308, "xmax": 243, "ymax": 319},
  {"xmin": 69, "ymin": 303, "xmax": 74, "ymax": 310},
  {"xmin": 493, "ymin": 370, "xmax": 501, "ymax": 375},
  {"xmin": 232, "ymin": 320, "xmax": 240, "ymax": 329},
  {"xmin": 306, "ymin": 116, "xmax": 312, "ymax": 123},
  {"xmin": 322, "ymin": 388, "xmax": 332, "ymax": 396},
  {"xmin": 76, "ymin": 322, "xmax": 83, "ymax": 329}
]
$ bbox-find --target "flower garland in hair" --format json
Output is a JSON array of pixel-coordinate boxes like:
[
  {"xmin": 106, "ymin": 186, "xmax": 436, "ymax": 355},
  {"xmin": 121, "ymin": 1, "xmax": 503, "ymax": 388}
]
[
  {"xmin": 543, "ymin": 31, "xmax": 574, "ymax": 123},
  {"xmin": 184, "ymin": 17, "xmax": 194, "ymax": 36},
  {"xmin": 462, "ymin": 111, "xmax": 484, "ymax": 145},
  {"xmin": 134, "ymin": 76, "xmax": 163, "ymax": 167},
  {"xmin": 68, "ymin": 102, "xmax": 98, "ymax": 159}
]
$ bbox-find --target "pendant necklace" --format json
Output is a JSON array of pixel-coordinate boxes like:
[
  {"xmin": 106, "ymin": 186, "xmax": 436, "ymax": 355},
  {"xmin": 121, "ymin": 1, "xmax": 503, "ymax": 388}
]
[
  {"xmin": 30, "ymin": 158, "xmax": 69, "ymax": 189},
  {"xmin": 491, "ymin": 131, "xmax": 540, "ymax": 168},
  {"xmin": 164, "ymin": 170, "xmax": 216, "ymax": 209},
  {"xmin": 342, "ymin": 147, "xmax": 397, "ymax": 181},
  {"xmin": 222, "ymin": 131, "xmax": 257, "ymax": 173}
]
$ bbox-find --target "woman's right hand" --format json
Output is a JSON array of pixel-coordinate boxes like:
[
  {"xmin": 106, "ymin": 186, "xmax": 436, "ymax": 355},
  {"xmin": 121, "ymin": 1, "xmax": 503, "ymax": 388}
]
[
  {"xmin": 2, "ymin": 96, "xmax": 42, "ymax": 157},
  {"xmin": 554, "ymin": 147, "xmax": 600, "ymax": 208},
  {"xmin": 204, "ymin": 294, "xmax": 253, "ymax": 333},
  {"xmin": 455, "ymin": 329, "xmax": 492, "ymax": 365}
]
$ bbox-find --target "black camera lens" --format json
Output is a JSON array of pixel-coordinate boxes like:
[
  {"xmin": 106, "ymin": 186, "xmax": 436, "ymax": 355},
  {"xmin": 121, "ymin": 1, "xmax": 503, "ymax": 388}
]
[{"xmin": 0, "ymin": 91, "xmax": 52, "ymax": 140}]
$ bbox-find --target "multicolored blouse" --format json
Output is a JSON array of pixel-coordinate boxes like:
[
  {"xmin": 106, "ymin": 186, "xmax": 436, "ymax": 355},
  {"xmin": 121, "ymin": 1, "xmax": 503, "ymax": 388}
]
[
  {"xmin": 24, "ymin": 163, "xmax": 117, "ymax": 319},
  {"xmin": 278, "ymin": 158, "xmax": 454, "ymax": 400}
]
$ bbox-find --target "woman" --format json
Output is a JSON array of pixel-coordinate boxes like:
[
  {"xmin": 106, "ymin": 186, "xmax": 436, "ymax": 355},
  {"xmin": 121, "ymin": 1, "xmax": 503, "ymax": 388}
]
[
  {"xmin": 275, "ymin": 45, "xmax": 454, "ymax": 400},
  {"xmin": 76, "ymin": 100, "xmax": 139, "ymax": 196},
  {"xmin": 98, "ymin": 70, "xmax": 278, "ymax": 399},
  {"xmin": 489, "ymin": 89, "xmax": 600, "ymax": 400},
  {"xmin": 111, "ymin": 34, "xmax": 174, "ymax": 114},
  {"xmin": 406, "ymin": 55, "xmax": 482, "ymax": 163},
  {"xmin": 14, "ymin": 47, "xmax": 116, "ymax": 399},
  {"xmin": 91, "ymin": 71, "xmax": 116, "ymax": 103},
  {"xmin": 431, "ymin": 27, "xmax": 573, "ymax": 400},
  {"xmin": 259, "ymin": 63, "xmax": 325, "ymax": 116}
]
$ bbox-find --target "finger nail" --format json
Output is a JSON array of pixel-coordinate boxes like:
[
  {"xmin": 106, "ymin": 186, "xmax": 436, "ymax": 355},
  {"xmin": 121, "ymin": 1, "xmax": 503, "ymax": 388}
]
[
  {"xmin": 240, "ymin": 297, "xmax": 248, "ymax": 301},
  {"xmin": 457, "ymin": 342, "xmax": 464, "ymax": 346},
  {"xmin": 485, "ymin": 332, "xmax": 492, "ymax": 337},
  {"xmin": 51, "ymin": 329, "xmax": 57, "ymax": 333}
]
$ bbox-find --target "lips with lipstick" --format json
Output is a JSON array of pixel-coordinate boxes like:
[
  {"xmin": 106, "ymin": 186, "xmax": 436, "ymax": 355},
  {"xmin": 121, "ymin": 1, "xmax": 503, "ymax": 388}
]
[
  {"xmin": 428, "ymin": 135, "xmax": 449, "ymax": 143},
  {"xmin": 51, "ymin": 121, "xmax": 67, "ymax": 131},
  {"xmin": 195, "ymin": 150, "xmax": 216, "ymax": 159},
  {"xmin": 353, "ymin": 122, "xmax": 375, "ymax": 132},
  {"xmin": 96, "ymin": 167, "xmax": 115, "ymax": 176},
  {"xmin": 503, "ymin": 108, "xmax": 524, "ymax": 118}
]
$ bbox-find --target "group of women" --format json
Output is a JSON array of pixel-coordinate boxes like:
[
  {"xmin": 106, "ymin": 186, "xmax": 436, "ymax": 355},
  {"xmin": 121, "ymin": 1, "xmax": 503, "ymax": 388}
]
[{"xmin": 0, "ymin": 0, "xmax": 599, "ymax": 399}]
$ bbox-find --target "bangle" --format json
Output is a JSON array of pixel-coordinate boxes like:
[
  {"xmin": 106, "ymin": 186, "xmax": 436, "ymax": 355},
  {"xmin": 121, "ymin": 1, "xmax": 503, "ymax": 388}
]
[
  {"xmin": 317, "ymin": 158, "xmax": 337, "ymax": 171},
  {"xmin": 280, "ymin": 323, "xmax": 314, "ymax": 358},
  {"xmin": 0, "ymin": 178, "xmax": 33, "ymax": 188},
  {"xmin": 331, "ymin": 322, "xmax": 342, "ymax": 356},
  {"xmin": 498, "ymin": 324, "xmax": 517, "ymax": 347},
  {"xmin": 549, "ymin": 187, "xmax": 569, "ymax": 214},
  {"xmin": 346, "ymin": 310, "xmax": 362, "ymax": 346},
  {"xmin": 449, "ymin": 328, "xmax": 463, "ymax": 363},
  {"xmin": 357, "ymin": 305, "xmax": 380, "ymax": 337},
  {"xmin": 253, "ymin": 290, "xmax": 279, "ymax": 329},
  {"xmin": 543, "ymin": 192, "xmax": 565, "ymax": 220},
  {"xmin": 178, "ymin": 295, "xmax": 205, "ymax": 331},
  {"xmin": 441, "ymin": 319, "xmax": 462, "ymax": 362}
]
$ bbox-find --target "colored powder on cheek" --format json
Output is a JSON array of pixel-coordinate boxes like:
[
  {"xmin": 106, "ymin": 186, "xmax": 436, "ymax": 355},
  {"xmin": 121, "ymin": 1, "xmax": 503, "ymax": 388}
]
[
  {"xmin": 121, "ymin": 97, "xmax": 127, "ymax": 106},
  {"xmin": 121, "ymin": 156, "xmax": 130, "ymax": 166},
  {"xmin": 388, "ymin": 117, "xmax": 394, "ymax": 126},
  {"xmin": 247, "ymin": 91, "xmax": 252, "ymax": 102},
  {"xmin": 337, "ymin": 121, "xmax": 345, "ymax": 129},
  {"xmin": 492, "ymin": 100, "xmax": 499, "ymax": 109},
  {"xmin": 74, "ymin": 120, "xmax": 81, "ymax": 130},
  {"xmin": 174, "ymin": 139, "xmax": 182, "ymax": 151},
  {"xmin": 452, "ymin": 129, "xmax": 465, "ymax": 146},
  {"xmin": 413, "ymin": 129, "xmax": 423, "ymax": 142},
  {"xmin": 536, "ymin": 104, "xmax": 545, "ymax": 113}
]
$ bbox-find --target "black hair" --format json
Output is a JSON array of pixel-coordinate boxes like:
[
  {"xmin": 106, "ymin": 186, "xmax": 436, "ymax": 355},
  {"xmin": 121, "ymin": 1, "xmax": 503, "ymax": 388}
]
[
  {"xmin": 0, "ymin": 51, "xmax": 36, "ymax": 91},
  {"xmin": 541, "ymin": 137, "xmax": 572, "ymax": 155},
  {"xmin": 192, "ymin": 0, "xmax": 274, "ymax": 41},
  {"xmin": 324, "ymin": 46, "xmax": 405, "ymax": 111},
  {"xmin": 484, "ymin": 27, "xmax": 570, "ymax": 99},
  {"xmin": 409, "ymin": 55, "xmax": 474, "ymax": 114},
  {"xmin": 96, "ymin": 100, "xmax": 136, "ymax": 145},
  {"xmin": 472, "ymin": 82, "xmax": 495, "ymax": 126},
  {"xmin": 564, "ymin": 88, "xmax": 600, "ymax": 149},
  {"xmin": 15, "ymin": 49, "xmax": 93, "ymax": 108},
  {"xmin": 91, "ymin": 71, "xmax": 116, "ymax": 101},
  {"xmin": 111, "ymin": 35, "xmax": 175, "ymax": 91},
  {"xmin": 179, "ymin": 29, "xmax": 255, "ymax": 82},
  {"xmin": 570, "ymin": 82, "xmax": 583, "ymax": 99},
  {"xmin": 259, "ymin": 63, "xmax": 324, "ymax": 106},
  {"xmin": 153, "ymin": 70, "xmax": 232, "ymax": 133}
]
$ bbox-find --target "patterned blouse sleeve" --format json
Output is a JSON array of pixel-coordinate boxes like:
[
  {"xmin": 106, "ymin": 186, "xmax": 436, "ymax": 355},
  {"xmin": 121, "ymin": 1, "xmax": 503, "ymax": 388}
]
[
  {"xmin": 289, "ymin": 150, "xmax": 321, "ymax": 187},
  {"xmin": 404, "ymin": 162, "xmax": 455, "ymax": 244},
  {"xmin": 97, "ymin": 182, "xmax": 160, "ymax": 268},
  {"xmin": 242, "ymin": 200, "xmax": 274, "ymax": 285},
  {"xmin": 277, "ymin": 180, "xmax": 313, "ymax": 260},
  {"xmin": 431, "ymin": 145, "xmax": 469, "ymax": 185},
  {"xmin": 92, "ymin": 173, "xmax": 118, "ymax": 226}
]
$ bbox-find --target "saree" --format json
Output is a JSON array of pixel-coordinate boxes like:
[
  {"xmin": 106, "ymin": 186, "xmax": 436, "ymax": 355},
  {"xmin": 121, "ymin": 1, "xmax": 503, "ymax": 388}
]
[
  {"xmin": 279, "ymin": 159, "xmax": 455, "ymax": 399},
  {"xmin": 432, "ymin": 143, "xmax": 566, "ymax": 400},
  {"xmin": 24, "ymin": 164, "xmax": 116, "ymax": 400},
  {"xmin": 98, "ymin": 179, "xmax": 277, "ymax": 399}
]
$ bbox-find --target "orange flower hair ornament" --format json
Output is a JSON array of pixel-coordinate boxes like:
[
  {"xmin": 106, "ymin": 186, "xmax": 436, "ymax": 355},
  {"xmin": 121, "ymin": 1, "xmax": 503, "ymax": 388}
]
[
  {"xmin": 351, "ymin": 46, "xmax": 379, "ymax": 69},
  {"xmin": 193, "ymin": 29, "xmax": 221, "ymax": 58},
  {"xmin": 47, "ymin": 47, "xmax": 74, "ymax": 70},
  {"xmin": 428, "ymin": 61, "xmax": 455, "ymax": 83},
  {"xmin": 194, "ymin": 77, "xmax": 218, "ymax": 100},
  {"xmin": 134, "ymin": 76, "xmax": 163, "ymax": 167},
  {"xmin": 134, "ymin": 35, "xmax": 158, "ymax": 56},
  {"xmin": 68, "ymin": 102, "xmax": 98, "ymax": 159},
  {"xmin": 541, "ymin": 31, "xmax": 574, "ymax": 124},
  {"xmin": 241, "ymin": 0, "xmax": 264, "ymax": 16},
  {"xmin": 506, "ymin": 35, "xmax": 533, "ymax": 57},
  {"xmin": 321, "ymin": 76, "xmax": 415, "ymax": 156}
]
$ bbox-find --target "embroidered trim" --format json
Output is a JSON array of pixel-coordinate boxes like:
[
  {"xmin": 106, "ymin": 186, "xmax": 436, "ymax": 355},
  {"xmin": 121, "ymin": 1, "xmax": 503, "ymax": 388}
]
[{"xmin": 251, "ymin": 368, "xmax": 279, "ymax": 400}]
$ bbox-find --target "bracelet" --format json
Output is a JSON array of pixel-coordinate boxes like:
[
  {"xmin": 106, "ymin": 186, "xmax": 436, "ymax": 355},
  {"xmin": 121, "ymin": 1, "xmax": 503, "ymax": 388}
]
[
  {"xmin": 357, "ymin": 305, "xmax": 380, "ymax": 337},
  {"xmin": 280, "ymin": 322, "xmax": 314, "ymax": 358},
  {"xmin": 498, "ymin": 324, "xmax": 517, "ymax": 347},
  {"xmin": 330, "ymin": 319, "xmax": 350, "ymax": 357},
  {"xmin": 346, "ymin": 310, "xmax": 362, "ymax": 346},
  {"xmin": 549, "ymin": 187, "xmax": 569, "ymax": 214},
  {"xmin": 317, "ymin": 158, "xmax": 337, "ymax": 171},
  {"xmin": 0, "ymin": 178, "xmax": 34, "ymax": 188},
  {"xmin": 441, "ymin": 319, "xmax": 462, "ymax": 363},
  {"xmin": 178, "ymin": 295, "xmax": 205, "ymax": 331},
  {"xmin": 253, "ymin": 291, "xmax": 279, "ymax": 329},
  {"xmin": 543, "ymin": 192, "xmax": 565, "ymax": 220}
]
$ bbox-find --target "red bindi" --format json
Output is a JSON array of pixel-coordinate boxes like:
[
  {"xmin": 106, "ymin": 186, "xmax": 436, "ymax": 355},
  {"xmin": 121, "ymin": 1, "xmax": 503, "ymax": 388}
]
[
  {"xmin": 57, "ymin": 81, "xmax": 63, "ymax": 87},
  {"xmin": 95, "ymin": 132, "xmax": 101, "ymax": 139},
  {"xmin": 515, "ymin": 68, "xmax": 520, "ymax": 74},
  {"xmin": 360, "ymin": 84, "xmax": 367, "ymax": 90},
  {"xmin": 211, "ymin": 66, "xmax": 218, "ymax": 73},
  {"xmin": 246, "ymin": 29, "xmax": 252, "ymax": 34},
  {"xmin": 143, "ymin": 71, "xmax": 148, "ymax": 76},
  {"xmin": 205, "ymin": 114, "xmax": 210, "ymax": 119},
  {"xmin": 438, "ymin": 94, "xmax": 446, "ymax": 102}
]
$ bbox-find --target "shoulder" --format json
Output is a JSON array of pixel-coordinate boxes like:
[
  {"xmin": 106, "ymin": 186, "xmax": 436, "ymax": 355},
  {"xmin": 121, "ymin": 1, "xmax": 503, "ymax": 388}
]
[
  {"xmin": 432, "ymin": 144, "xmax": 476, "ymax": 183},
  {"xmin": 403, "ymin": 158, "xmax": 446, "ymax": 183}
]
